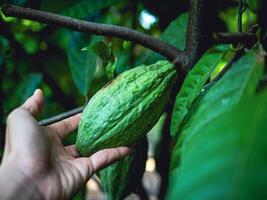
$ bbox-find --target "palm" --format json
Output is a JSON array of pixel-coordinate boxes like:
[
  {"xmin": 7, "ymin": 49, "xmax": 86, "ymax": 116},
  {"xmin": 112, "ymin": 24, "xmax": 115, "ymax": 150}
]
[{"xmin": 1, "ymin": 89, "xmax": 132, "ymax": 200}]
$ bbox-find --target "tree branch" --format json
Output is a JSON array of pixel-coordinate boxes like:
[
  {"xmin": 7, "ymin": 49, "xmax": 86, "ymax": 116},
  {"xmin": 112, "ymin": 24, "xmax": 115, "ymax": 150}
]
[
  {"xmin": 213, "ymin": 32, "xmax": 257, "ymax": 47},
  {"xmin": 1, "ymin": 4, "xmax": 182, "ymax": 62},
  {"xmin": 4, "ymin": 1, "xmax": 256, "ymax": 126},
  {"xmin": 174, "ymin": 0, "xmax": 205, "ymax": 69},
  {"xmin": 39, "ymin": 106, "xmax": 85, "ymax": 126}
]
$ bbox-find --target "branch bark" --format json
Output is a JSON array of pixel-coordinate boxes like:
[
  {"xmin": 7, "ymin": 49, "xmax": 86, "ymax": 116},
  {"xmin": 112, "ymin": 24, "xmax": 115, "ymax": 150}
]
[
  {"xmin": 174, "ymin": 0, "xmax": 205, "ymax": 69},
  {"xmin": 39, "ymin": 106, "xmax": 85, "ymax": 126},
  {"xmin": 213, "ymin": 32, "xmax": 257, "ymax": 47},
  {"xmin": 1, "ymin": 4, "xmax": 182, "ymax": 62}
]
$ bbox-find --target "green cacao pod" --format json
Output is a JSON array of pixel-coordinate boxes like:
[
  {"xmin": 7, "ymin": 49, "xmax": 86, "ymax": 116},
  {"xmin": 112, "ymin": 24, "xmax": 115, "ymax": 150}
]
[
  {"xmin": 76, "ymin": 60, "xmax": 177, "ymax": 156},
  {"xmin": 99, "ymin": 137, "xmax": 148, "ymax": 200}
]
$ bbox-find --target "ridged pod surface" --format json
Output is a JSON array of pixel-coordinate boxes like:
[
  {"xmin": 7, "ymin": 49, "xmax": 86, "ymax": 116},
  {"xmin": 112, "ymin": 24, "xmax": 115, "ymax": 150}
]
[
  {"xmin": 99, "ymin": 137, "xmax": 148, "ymax": 200},
  {"xmin": 76, "ymin": 60, "xmax": 177, "ymax": 156}
]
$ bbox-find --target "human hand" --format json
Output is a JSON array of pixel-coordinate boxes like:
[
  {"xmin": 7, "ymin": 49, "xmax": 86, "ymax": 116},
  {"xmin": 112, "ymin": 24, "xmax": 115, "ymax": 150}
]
[{"xmin": 0, "ymin": 89, "xmax": 132, "ymax": 200}]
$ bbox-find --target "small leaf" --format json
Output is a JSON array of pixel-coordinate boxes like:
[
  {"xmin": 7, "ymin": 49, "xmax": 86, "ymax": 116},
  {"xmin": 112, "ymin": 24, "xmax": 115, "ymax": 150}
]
[
  {"xmin": 82, "ymin": 41, "xmax": 117, "ymax": 79},
  {"xmin": 68, "ymin": 32, "xmax": 102, "ymax": 96},
  {"xmin": 170, "ymin": 44, "xmax": 230, "ymax": 139}
]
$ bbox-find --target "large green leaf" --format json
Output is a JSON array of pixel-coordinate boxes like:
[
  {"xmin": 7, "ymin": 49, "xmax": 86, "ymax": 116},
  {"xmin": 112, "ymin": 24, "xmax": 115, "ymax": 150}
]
[
  {"xmin": 145, "ymin": 13, "xmax": 188, "ymax": 64},
  {"xmin": 167, "ymin": 90, "xmax": 267, "ymax": 200},
  {"xmin": 170, "ymin": 44, "xmax": 230, "ymax": 139},
  {"xmin": 170, "ymin": 50, "xmax": 263, "ymax": 171},
  {"xmin": 161, "ymin": 13, "xmax": 188, "ymax": 51},
  {"xmin": 68, "ymin": 32, "xmax": 102, "ymax": 96}
]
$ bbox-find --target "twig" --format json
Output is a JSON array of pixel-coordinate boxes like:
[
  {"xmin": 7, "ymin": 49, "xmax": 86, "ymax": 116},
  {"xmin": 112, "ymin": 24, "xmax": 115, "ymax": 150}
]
[
  {"xmin": 39, "ymin": 106, "xmax": 85, "ymax": 126},
  {"xmin": 1, "ymin": 4, "xmax": 182, "ymax": 62},
  {"xmin": 213, "ymin": 32, "xmax": 257, "ymax": 47}
]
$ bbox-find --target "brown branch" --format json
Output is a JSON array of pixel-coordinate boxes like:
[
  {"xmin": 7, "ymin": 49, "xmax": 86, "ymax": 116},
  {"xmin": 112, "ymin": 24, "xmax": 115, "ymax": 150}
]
[
  {"xmin": 213, "ymin": 32, "xmax": 257, "ymax": 47},
  {"xmin": 177, "ymin": 0, "xmax": 205, "ymax": 69},
  {"xmin": 1, "ymin": 4, "xmax": 182, "ymax": 62},
  {"xmin": 39, "ymin": 106, "xmax": 85, "ymax": 126}
]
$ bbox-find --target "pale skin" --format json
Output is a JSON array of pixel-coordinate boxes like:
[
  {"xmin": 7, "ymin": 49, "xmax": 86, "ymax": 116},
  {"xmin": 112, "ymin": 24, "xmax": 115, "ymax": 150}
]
[{"xmin": 0, "ymin": 89, "xmax": 132, "ymax": 200}]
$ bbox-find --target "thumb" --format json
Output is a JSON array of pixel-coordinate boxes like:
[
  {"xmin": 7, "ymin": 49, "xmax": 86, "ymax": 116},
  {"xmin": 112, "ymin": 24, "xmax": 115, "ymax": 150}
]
[{"xmin": 21, "ymin": 89, "xmax": 44, "ymax": 118}]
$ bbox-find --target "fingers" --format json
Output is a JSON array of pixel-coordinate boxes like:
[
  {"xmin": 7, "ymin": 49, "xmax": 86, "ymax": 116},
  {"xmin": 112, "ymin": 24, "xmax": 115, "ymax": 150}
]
[
  {"xmin": 65, "ymin": 145, "xmax": 80, "ymax": 158},
  {"xmin": 71, "ymin": 146, "xmax": 133, "ymax": 185},
  {"xmin": 87, "ymin": 146, "xmax": 133, "ymax": 173},
  {"xmin": 21, "ymin": 89, "xmax": 44, "ymax": 117},
  {"xmin": 47, "ymin": 114, "xmax": 81, "ymax": 139}
]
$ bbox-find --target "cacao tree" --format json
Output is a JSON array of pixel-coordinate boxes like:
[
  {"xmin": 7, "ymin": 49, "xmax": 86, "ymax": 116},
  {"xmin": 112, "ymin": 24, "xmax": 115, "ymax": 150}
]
[{"xmin": 1, "ymin": 0, "xmax": 267, "ymax": 199}]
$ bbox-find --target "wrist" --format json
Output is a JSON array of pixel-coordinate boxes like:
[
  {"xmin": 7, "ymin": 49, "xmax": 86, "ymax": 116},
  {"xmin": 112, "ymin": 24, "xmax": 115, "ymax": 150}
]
[{"xmin": 0, "ymin": 159, "xmax": 45, "ymax": 200}]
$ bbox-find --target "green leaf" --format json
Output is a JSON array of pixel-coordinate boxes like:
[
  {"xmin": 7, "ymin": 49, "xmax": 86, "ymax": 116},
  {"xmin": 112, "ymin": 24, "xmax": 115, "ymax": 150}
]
[
  {"xmin": 145, "ymin": 13, "xmax": 188, "ymax": 63},
  {"xmin": 167, "ymin": 90, "xmax": 267, "ymax": 200},
  {"xmin": 63, "ymin": 0, "xmax": 127, "ymax": 18},
  {"xmin": 210, "ymin": 50, "xmax": 236, "ymax": 81},
  {"xmin": 41, "ymin": 0, "xmax": 127, "ymax": 18},
  {"xmin": 170, "ymin": 50, "xmax": 264, "ymax": 171},
  {"xmin": 82, "ymin": 41, "xmax": 117, "ymax": 79},
  {"xmin": 245, "ymin": 0, "xmax": 264, "ymax": 12},
  {"xmin": 16, "ymin": 73, "xmax": 43, "ymax": 102},
  {"xmin": 68, "ymin": 32, "xmax": 102, "ymax": 96},
  {"xmin": 161, "ymin": 13, "xmax": 188, "ymax": 51},
  {"xmin": 41, "ymin": 0, "xmax": 80, "ymax": 13},
  {"xmin": 170, "ymin": 44, "xmax": 230, "ymax": 139}
]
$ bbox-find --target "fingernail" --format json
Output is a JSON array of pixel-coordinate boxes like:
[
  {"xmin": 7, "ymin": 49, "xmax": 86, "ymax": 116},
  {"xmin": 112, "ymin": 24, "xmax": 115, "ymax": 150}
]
[{"xmin": 34, "ymin": 88, "xmax": 41, "ymax": 95}]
